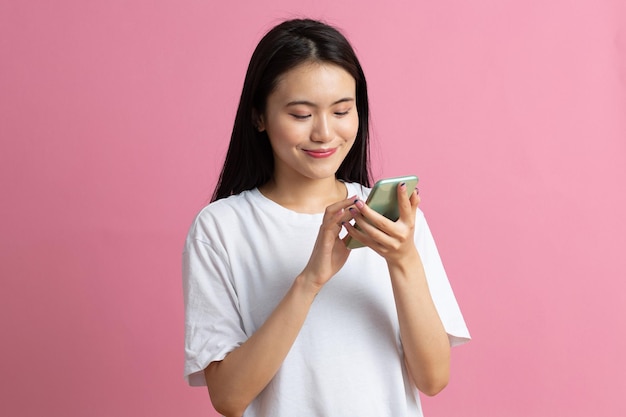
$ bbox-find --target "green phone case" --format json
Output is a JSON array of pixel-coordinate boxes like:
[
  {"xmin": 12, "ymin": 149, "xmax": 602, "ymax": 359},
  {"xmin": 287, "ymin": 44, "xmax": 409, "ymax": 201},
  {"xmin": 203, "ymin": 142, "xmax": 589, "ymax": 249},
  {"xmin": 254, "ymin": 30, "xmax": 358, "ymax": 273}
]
[{"xmin": 345, "ymin": 175, "xmax": 419, "ymax": 249}]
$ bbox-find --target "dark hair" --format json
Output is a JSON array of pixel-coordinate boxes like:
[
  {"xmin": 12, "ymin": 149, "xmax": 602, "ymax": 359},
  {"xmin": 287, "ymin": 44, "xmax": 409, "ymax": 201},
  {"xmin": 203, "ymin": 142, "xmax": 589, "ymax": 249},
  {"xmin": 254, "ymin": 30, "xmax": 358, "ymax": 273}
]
[{"xmin": 212, "ymin": 18, "xmax": 372, "ymax": 201}]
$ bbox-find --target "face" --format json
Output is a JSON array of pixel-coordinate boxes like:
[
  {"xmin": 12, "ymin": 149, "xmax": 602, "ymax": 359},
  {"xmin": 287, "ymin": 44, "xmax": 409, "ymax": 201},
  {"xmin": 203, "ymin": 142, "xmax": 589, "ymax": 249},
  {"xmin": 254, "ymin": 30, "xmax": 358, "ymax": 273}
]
[{"xmin": 258, "ymin": 62, "xmax": 359, "ymax": 185}]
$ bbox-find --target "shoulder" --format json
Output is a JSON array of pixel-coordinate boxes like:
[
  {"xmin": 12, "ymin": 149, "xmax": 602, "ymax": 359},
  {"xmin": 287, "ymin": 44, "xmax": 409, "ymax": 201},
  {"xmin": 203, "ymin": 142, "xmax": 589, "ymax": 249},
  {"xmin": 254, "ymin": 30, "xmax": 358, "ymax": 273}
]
[
  {"xmin": 187, "ymin": 189, "xmax": 261, "ymax": 241},
  {"xmin": 196, "ymin": 191, "xmax": 254, "ymax": 220}
]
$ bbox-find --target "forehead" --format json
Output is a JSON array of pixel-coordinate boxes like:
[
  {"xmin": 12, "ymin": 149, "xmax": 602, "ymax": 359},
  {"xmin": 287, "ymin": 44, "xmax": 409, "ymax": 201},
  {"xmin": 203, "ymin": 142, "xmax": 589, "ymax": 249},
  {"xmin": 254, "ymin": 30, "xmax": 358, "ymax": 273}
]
[{"xmin": 269, "ymin": 62, "xmax": 356, "ymax": 103}]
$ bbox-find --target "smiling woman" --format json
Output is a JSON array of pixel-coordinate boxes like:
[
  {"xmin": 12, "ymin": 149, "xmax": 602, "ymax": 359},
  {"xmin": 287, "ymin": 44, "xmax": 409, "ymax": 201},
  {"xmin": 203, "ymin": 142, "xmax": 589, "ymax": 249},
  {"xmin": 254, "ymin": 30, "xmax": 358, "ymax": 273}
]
[
  {"xmin": 182, "ymin": 18, "xmax": 470, "ymax": 417},
  {"xmin": 210, "ymin": 19, "xmax": 372, "ymax": 203},
  {"xmin": 257, "ymin": 62, "xmax": 359, "ymax": 211}
]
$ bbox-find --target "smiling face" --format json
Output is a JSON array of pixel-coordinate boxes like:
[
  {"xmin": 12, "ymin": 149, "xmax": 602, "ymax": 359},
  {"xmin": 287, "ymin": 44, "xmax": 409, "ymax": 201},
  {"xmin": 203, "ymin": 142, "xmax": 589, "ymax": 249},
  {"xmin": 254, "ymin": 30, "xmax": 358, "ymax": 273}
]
[{"xmin": 258, "ymin": 61, "xmax": 359, "ymax": 186}]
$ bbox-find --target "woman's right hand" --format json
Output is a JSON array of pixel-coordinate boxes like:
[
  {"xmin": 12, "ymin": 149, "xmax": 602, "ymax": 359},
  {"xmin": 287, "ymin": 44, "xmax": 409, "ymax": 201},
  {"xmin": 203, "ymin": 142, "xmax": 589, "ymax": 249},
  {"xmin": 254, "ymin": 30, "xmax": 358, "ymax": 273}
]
[
  {"xmin": 204, "ymin": 195, "xmax": 358, "ymax": 416},
  {"xmin": 300, "ymin": 195, "xmax": 357, "ymax": 292}
]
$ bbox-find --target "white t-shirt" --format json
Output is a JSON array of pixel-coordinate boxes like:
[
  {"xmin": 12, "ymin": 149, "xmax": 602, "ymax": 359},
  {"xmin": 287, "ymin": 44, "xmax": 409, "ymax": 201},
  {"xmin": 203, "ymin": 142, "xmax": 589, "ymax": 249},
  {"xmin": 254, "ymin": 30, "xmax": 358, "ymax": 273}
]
[{"xmin": 183, "ymin": 182, "xmax": 470, "ymax": 417}]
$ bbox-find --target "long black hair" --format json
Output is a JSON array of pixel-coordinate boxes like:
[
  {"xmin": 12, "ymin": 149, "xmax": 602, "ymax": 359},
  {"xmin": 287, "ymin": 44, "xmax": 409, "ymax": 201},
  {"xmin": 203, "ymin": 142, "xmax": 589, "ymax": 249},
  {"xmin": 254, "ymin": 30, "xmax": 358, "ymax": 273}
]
[{"xmin": 211, "ymin": 19, "xmax": 372, "ymax": 202}]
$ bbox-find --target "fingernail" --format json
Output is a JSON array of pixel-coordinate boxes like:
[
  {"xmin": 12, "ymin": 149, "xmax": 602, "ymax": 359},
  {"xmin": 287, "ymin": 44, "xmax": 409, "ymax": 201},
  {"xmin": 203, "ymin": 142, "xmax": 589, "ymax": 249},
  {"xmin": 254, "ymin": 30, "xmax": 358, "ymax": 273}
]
[
  {"xmin": 355, "ymin": 200, "xmax": 364, "ymax": 209},
  {"xmin": 400, "ymin": 182, "xmax": 406, "ymax": 189},
  {"xmin": 415, "ymin": 187, "xmax": 420, "ymax": 195}
]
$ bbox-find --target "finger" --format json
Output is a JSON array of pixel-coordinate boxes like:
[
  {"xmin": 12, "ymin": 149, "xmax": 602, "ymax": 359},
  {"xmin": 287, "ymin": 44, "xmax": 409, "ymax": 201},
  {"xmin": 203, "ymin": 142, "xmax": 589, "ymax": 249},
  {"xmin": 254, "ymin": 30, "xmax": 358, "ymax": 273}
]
[
  {"xmin": 342, "ymin": 219, "xmax": 375, "ymax": 246},
  {"xmin": 348, "ymin": 206, "xmax": 394, "ymax": 244},
  {"xmin": 343, "ymin": 219, "xmax": 393, "ymax": 253},
  {"xmin": 409, "ymin": 186, "xmax": 420, "ymax": 209},
  {"xmin": 324, "ymin": 195, "xmax": 358, "ymax": 223},
  {"xmin": 396, "ymin": 182, "xmax": 413, "ymax": 220},
  {"xmin": 351, "ymin": 197, "xmax": 394, "ymax": 234},
  {"xmin": 337, "ymin": 207, "xmax": 356, "ymax": 227}
]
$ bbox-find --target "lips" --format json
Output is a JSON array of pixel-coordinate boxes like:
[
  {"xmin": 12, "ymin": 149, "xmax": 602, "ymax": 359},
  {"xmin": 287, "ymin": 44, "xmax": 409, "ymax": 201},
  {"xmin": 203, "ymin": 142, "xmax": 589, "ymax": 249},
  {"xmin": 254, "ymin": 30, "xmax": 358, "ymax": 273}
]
[{"xmin": 303, "ymin": 148, "xmax": 337, "ymax": 158}]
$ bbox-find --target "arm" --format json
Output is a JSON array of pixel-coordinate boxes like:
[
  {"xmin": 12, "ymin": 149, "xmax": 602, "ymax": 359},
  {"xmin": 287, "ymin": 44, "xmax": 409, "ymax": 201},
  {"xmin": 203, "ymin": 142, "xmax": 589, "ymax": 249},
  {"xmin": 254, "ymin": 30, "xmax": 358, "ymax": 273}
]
[
  {"xmin": 205, "ymin": 274, "xmax": 318, "ymax": 417},
  {"xmin": 204, "ymin": 196, "xmax": 356, "ymax": 417},
  {"xmin": 345, "ymin": 184, "xmax": 451, "ymax": 395},
  {"xmin": 387, "ymin": 249, "xmax": 451, "ymax": 396}
]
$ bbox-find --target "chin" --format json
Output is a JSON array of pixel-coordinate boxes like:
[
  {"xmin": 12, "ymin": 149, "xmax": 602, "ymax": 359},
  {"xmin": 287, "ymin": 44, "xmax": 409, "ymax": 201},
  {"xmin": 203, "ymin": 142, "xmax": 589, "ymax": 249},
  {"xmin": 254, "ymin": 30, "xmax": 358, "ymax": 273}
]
[{"xmin": 308, "ymin": 165, "xmax": 344, "ymax": 180}]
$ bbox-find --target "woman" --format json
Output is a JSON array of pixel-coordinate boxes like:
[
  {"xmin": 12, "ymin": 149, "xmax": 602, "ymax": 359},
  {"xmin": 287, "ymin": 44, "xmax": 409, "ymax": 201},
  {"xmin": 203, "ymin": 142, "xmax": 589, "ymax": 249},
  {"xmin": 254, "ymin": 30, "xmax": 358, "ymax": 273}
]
[{"xmin": 183, "ymin": 18, "xmax": 470, "ymax": 417}]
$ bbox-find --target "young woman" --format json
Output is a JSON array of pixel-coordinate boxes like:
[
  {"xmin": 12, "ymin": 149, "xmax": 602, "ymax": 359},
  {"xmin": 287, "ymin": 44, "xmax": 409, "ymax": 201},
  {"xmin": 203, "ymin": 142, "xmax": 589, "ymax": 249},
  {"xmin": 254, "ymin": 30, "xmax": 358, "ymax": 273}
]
[{"xmin": 183, "ymin": 18, "xmax": 470, "ymax": 417}]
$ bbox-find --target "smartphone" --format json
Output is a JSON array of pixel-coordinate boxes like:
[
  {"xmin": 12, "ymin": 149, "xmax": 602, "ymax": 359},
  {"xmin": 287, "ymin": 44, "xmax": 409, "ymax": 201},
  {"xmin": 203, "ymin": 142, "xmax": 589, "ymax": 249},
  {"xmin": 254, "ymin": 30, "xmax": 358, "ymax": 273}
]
[{"xmin": 345, "ymin": 175, "xmax": 419, "ymax": 249}]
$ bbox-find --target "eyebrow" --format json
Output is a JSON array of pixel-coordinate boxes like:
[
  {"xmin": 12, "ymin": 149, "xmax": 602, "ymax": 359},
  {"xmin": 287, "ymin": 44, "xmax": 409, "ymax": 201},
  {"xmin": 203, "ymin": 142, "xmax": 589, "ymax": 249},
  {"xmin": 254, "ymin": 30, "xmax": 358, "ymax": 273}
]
[{"xmin": 285, "ymin": 97, "xmax": 355, "ymax": 107}]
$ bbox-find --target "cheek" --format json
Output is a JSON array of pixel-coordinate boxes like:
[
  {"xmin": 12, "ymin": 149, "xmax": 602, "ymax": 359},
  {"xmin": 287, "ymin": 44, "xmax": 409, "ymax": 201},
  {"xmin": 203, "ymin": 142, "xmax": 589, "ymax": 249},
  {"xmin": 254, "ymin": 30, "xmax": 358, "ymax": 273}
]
[
  {"xmin": 340, "ymin": 113, "xmax": 360, "ymax": 141},
  {"xmin": 267, "ymin": 118, "xmax": 304, "ymax": 145}
]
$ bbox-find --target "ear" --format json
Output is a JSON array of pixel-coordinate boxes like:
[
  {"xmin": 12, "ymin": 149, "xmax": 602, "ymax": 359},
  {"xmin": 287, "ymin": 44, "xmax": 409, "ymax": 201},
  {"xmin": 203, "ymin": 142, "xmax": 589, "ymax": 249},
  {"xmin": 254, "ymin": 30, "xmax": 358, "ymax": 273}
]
[{"xmin": 252, "ymin": 109, "xmax": 266, "ymax": 132}]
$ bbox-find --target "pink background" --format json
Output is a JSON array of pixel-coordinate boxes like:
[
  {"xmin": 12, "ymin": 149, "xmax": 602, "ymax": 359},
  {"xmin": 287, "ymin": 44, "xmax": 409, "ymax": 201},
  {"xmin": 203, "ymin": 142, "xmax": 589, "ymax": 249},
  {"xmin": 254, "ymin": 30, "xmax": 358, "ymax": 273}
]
[{"xmin": 1, "ymin": 1, "xmax": 625, "ymax": 416}]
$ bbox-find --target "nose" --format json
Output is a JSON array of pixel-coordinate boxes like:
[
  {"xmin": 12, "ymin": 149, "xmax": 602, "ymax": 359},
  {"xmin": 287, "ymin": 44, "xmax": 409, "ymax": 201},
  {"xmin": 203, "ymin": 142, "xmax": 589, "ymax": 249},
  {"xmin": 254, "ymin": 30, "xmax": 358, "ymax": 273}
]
[{"xmin": 311, "ymin": 114, "xmax": 333, "ymax": 143}]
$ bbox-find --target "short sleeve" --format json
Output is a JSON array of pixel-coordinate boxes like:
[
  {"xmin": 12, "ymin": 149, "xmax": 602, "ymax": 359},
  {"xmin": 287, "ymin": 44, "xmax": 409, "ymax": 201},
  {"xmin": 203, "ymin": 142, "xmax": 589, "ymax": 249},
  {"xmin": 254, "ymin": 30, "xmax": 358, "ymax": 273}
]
[
  {"xmin": 414, "ymin": 210, "xmax": 471, "ymax": 347},
  {"xmin": 182, "ymin": 226, "xmax": 248, "ymax": 386}
]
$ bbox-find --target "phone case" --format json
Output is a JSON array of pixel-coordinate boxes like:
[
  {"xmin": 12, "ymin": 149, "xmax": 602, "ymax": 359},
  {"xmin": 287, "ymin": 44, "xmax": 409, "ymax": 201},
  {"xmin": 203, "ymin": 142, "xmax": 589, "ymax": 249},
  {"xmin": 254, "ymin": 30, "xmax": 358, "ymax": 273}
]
[{"xmin": 345, "ymin": 175, "xmax": 419, "ymax": 249}]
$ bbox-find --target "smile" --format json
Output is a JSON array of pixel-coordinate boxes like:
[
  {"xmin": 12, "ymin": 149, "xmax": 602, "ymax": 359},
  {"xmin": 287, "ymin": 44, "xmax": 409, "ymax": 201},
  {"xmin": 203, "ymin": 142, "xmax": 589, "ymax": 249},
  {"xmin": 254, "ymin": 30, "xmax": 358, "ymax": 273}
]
[{"xmin": 303, "ymin": 148, "xmax": 337, "ymax": 158}]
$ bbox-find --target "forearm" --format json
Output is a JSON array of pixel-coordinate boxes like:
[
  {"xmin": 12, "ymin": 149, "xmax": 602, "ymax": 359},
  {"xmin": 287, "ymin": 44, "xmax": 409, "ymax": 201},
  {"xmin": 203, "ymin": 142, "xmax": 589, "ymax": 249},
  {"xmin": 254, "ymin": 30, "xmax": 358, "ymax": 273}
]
[
  {"xmin": 388, "ymin": 250, "xmax": 451, "ymax": 396},
  {"xmin": 204, "ymin": 274, "xmax": 320, "ymax": 416}
]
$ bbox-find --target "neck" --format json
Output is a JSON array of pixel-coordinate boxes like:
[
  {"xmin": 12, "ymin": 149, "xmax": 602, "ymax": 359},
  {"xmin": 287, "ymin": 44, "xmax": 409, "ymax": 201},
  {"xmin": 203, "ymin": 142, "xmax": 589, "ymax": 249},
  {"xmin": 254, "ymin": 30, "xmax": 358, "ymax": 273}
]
[{"xmin": 259, "ymin": 176, "xmax": 347, "ymax": 214}]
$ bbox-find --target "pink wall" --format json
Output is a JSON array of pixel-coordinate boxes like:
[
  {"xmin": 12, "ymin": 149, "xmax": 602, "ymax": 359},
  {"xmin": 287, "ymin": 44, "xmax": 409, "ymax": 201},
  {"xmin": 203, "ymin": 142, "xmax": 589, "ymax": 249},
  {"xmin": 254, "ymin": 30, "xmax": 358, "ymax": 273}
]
[{"xmin": 1, "ymin": 1, "xmax": 625, "ymax": 416}]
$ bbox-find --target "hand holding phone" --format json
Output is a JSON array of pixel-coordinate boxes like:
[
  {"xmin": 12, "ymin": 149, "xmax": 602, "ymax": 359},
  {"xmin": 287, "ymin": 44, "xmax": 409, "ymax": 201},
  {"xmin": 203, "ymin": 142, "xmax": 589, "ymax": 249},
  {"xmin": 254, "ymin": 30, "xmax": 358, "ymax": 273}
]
[{"xmin": 345, "ymin": 175, "xmax": 419, "ymax": 249}]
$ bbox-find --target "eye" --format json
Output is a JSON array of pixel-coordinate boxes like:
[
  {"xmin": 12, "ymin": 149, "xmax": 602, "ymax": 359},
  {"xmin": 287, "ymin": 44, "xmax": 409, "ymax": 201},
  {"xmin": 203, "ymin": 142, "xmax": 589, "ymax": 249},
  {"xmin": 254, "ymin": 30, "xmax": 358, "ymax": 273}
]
[
  {"xmin": 334, "ymin": 109, "xmax": 351, "ymax": 117},
  {"xmin": 290, "ymin": 113, "xmax": 311, "ymax": 120}
]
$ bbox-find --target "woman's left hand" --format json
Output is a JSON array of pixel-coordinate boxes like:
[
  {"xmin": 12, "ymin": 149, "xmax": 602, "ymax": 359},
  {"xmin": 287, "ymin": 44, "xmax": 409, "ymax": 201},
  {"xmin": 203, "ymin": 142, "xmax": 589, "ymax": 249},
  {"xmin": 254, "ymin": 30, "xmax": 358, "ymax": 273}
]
[
  {"xmin": 346, "ymin": 185, "xmax": 451, "ymax": 395},
  {"xmin": 344, "ymin": 183, "xmax": 420, "ymax": 264}
]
